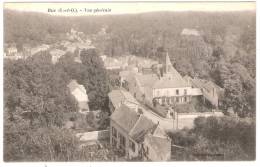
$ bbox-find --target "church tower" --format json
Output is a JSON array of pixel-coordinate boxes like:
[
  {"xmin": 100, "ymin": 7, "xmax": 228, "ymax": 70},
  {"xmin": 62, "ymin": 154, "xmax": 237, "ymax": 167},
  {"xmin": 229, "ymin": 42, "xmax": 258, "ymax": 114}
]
[{"xmin": 165, "ymin": 52, "xmax": 173, "ymax": 74}]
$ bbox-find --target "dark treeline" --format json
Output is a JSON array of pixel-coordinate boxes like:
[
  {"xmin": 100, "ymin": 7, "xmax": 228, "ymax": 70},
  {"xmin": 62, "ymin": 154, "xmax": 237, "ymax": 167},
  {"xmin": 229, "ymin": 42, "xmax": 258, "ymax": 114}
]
[{"xmin": 4, "ymin": 10, "xmax": 256, "ymax": 118}]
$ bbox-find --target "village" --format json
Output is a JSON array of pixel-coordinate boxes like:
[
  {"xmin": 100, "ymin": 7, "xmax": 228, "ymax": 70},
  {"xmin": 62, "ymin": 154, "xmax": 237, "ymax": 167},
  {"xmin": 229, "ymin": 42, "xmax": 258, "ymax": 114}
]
[{"xmin": 4, "ymin": 27, "xmax": 240, "ymax": 161}]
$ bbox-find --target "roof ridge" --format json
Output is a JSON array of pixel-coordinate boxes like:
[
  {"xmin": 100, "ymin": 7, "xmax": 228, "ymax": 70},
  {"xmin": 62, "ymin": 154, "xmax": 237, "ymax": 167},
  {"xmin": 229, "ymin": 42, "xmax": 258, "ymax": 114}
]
[{"xmin": 129, "ymin": 114, "xmax": 142, "ymax": 136}]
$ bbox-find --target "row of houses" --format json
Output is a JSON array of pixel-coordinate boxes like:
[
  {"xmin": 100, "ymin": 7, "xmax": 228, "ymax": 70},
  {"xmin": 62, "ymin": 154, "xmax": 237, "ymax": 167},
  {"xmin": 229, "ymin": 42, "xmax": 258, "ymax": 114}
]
[{"xmin": 120, "ymin": 51, "xmax": 224, "ymax": 115}]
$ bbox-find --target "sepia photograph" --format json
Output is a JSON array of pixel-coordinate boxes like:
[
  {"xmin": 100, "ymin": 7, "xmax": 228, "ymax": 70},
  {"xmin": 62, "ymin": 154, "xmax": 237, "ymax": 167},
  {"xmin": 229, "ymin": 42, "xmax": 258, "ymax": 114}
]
[{"xmin": 1, "ymin": 0, "xmax": 257, "ymax": 163}]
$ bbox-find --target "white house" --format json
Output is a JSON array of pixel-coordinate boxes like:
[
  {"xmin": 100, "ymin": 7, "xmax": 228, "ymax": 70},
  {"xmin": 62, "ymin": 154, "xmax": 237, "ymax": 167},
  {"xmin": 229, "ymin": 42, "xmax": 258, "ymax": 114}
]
[{"xmin": 67, "ymin": 80, "xmax": 89, "ymax": 113}]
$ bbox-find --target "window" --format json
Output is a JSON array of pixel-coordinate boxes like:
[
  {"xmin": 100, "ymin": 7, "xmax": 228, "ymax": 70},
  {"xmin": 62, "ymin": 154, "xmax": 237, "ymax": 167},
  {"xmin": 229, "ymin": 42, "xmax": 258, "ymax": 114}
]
[
  {"xmin": 130, "ymin": 140, "xmax": 135, "ymax": 152},
  {"xmin": 112, "ymin": 138, "xmax": 117, "ymax": 146},
  {"xmin": 146, "ymin": 146, "xmax": 149, "ymax": 155},
  {"xmin": 184, "ymin": 97, "xmax": 187, "ymax": 102},
  {"xmin": 112, "ymin": 127, "xmax": 117, "ymax": 137},
  {"xmin": 176, "ymin": 97, "xmax": 179, "ymax": 103},
  {"xmin": 162, "ymin": 97, "xmax": 166, "ymax": 105},
  {"xmin": 176, "ymin": 89, "xmax": 179, "ymax": 95},
  {"xmin": 119, "ymin": 133, "xmax": 126, "ymax": 148},
  {"xmin": 184, "ymin": 89, "xmax": 187, "ymax": 95},
  {"xmin": 157, "ymin": 90, "xmax": 160, "ymax": 97},
  {"xmin": 166, "ymin": 90, "xmax": 169, "ymax": 96},
  {"xmin": 166, "ymin": 97, "xmax": 170, "ymax": 104}
]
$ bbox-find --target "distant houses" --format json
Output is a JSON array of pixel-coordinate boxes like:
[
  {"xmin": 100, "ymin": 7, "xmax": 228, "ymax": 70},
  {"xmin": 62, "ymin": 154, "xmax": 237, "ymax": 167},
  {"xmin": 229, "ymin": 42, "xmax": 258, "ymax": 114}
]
[
  {"xmin": 31, "ymin": 44, "xmax": 50, "ymax": 56},
  {"xmin": 181, "ymin": 28, "xmax": 200, "ymax": 36},
  {"xmin": 110, "ymin": 104, "xmax": 171, "ymax": 161},
  {"xmin": 50, "ymin": 49, "xmax": 66, "ymax": 64},
  {"xmin": 67, "ymin": 80, "xmax": 89, "ymax": 113}
]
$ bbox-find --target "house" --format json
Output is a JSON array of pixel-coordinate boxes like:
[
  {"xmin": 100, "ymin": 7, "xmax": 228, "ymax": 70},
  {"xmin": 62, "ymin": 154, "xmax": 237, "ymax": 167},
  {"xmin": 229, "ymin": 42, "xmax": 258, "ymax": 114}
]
[
  {"xmin": 103, "ymin": 57, "xmax": 122, "ymax": 70},
  {"xmin": 22, "ymin": 44, "xmax": 32, "ymax": 58},
  {"xmin": 50, "ymin": 49, "xmax": 66, "ymax": 64},
  {"xmin": 31, "ymin": 44, "xmax": 50, "ymax": 56},
  {"xmin": 67, "ymin": 80, "xmax": 89, "ymax": 113},
  {"xmin": 6, "ymin": 46, "xmax": 18, "ymax": 56},
  {"xmin": 108, "ymin": 89, "xmax": 139, "ymax": 113},
  {"xmin": 181, "ymin": 28, "xmax": 200, "ymax": 36},
  {"xmin": 110, "ymin": 104, "xmax": 171, "ymax": 161},
  {"xmin": 188, "ymin": 77, "xmax": 224, "ymax": 108}
]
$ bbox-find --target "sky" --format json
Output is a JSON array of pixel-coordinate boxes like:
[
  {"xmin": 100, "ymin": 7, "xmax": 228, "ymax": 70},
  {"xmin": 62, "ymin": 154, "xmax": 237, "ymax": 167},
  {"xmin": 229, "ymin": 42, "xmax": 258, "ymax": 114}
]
[{"xmin": 4, "ymin": 2, "xmax": 256, "ymax": 16}]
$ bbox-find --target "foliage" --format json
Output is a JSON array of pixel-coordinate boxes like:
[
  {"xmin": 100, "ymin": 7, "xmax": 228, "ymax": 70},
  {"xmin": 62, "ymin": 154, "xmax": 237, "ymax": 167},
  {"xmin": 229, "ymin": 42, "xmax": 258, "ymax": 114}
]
[
  {"xmin": 168, "ymin": 116, "xmax": 255, "ymax": 161},
  {"xmin": 4, "ymin": 52, "xmax": 78, "ymax": 127}
]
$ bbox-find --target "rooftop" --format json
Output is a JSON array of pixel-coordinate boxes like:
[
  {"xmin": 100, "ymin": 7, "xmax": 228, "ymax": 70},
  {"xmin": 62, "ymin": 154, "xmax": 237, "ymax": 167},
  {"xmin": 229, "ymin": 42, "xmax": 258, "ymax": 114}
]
[
  {"xmin": 108, "ymin": 89, "xmax": 139, "ymax": 109},
  {"xmin": 110, "ymin": 104, "xmax": 140, "ymax": 133},
  {"xmin": 181, "ymin": 28, "xmax": 200, "ymax": 36}
]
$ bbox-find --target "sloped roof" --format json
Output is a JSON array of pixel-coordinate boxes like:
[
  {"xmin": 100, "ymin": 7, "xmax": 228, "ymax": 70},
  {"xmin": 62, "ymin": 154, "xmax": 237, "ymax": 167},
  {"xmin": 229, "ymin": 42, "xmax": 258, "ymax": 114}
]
[
  {"xmin": 108, "ymin": 89, "xmax": 139, "ymax": 109},
  {"xmin": 67, "ymin": 80, "xmax": 87, "ymax": 94},
  {"xmin": 108, "ymin": 90, "xmax": 124, "ymax": 108},
  {"xmin": 204, "ymin": 80, "xmax": 223, "ymax": 93},
  {"xmin": 110, "ymin": 104, "xmax": 140, "ymax": 133},
  {"xmin": 129, "ymin": 115, "xmax": 156, "ymax": 143},
  {"xmin": 50, "ymin": 49, "xmax": 66, "ymax": 57},
  {"xmin": 121, "ymin": 90, "xmax": 139, "ymax": 104},
  {"xmin": 192, "ymin": 78, "xmax": 223, "ymax": 94},
  {"xmin": 135, "ymin": 74, "xmax": 159, "ymax": 88},
  {"xmin": 145, "ymin": 134, "xmax": 171, "ymax": 160},
  {"xmin": 152, "ymin": 124, "xmax": 168, "ymax": 138},
  {"xmin": 153, "ymin": 74, "xmax": 189, "ymax": 89},
  {"xmin": 154, "ymin": 53, "xmax": 189, "ymax": 89}
]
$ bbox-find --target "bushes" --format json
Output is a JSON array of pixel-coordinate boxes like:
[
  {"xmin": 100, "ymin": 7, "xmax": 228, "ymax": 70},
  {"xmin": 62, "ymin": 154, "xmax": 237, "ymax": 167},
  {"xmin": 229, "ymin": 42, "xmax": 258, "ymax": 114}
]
[
  {"xmin": 168, "ymin": 129, "xmax": 196, "ymax": 147},
  {"xmin": 169, "ymin": 116, "xmax": 255, "ymax": 160},
  {"xmin": 193, "ymin": 116, "xmax": 255, "ymax": 160}
]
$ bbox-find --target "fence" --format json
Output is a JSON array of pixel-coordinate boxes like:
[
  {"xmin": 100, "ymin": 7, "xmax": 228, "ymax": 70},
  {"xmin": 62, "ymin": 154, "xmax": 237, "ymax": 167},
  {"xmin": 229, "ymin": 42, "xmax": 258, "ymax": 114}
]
[{"xmin": 76, "ymin": 130, "xmax": 109, "ymax": 142}]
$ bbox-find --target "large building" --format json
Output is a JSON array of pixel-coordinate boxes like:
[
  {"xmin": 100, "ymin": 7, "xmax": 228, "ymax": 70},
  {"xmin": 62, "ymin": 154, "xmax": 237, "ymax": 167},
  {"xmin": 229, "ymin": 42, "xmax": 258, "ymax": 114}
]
[
  {"xmin": 129, "ymin": 52, "xmax": 197, "ymax": 108},
  {"xmin": 110, "ymin": 104, "xmax": 171, "ymax": 161}
]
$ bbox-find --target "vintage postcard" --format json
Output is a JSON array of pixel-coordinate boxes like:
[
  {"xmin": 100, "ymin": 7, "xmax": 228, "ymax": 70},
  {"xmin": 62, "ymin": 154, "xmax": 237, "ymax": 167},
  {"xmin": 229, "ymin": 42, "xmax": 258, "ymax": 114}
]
[{"xmin": 1, "ymin": 0, "xmax": 257, "ymax": 164}]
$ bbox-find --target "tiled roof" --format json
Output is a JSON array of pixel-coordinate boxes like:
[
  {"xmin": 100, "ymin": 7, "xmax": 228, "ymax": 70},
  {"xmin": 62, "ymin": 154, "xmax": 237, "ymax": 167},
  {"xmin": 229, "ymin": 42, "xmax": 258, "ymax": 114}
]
[
  {"xmin": 129, "ymin": 115, "xmax": 156, "ymax": 143},
  {"xmin": 192, "ymin": 78, "xmax": 223, "ymax": 94},
  {"xmin": 153, "ymin": 74, "xmax": 189, "ymax": 89},
  {"xmin": 110, "ymin": 104, "xmax": 140, "ymax": 133}
]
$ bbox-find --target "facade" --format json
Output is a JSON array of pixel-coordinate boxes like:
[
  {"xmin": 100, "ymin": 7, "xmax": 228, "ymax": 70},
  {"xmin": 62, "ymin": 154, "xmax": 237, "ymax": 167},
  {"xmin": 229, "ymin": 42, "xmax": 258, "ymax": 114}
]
[
  {"xmin": 110, "ymin": 104, "xmax": 171, "ymax": 161},
  {"xmin": 129, "ymin": 52, "xmax": 195, "ymax": 107},
  {"xmin": 50, "ymin": 49, "xmax": 66, "ymax": 64},
  {"xmin": 181, "ymin": 28, "xmax": 200, "ymax": 36},
  {"xmin": 6, "ymin": 47, "xmax": 18, "ymax": 56},
  {"xmin": 67, "ymin": 80, "xmax": 89, "ymax": 113},
  {"xmin": 31, "ymin": 44, "xmax": 50, "ymax": 56}
]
